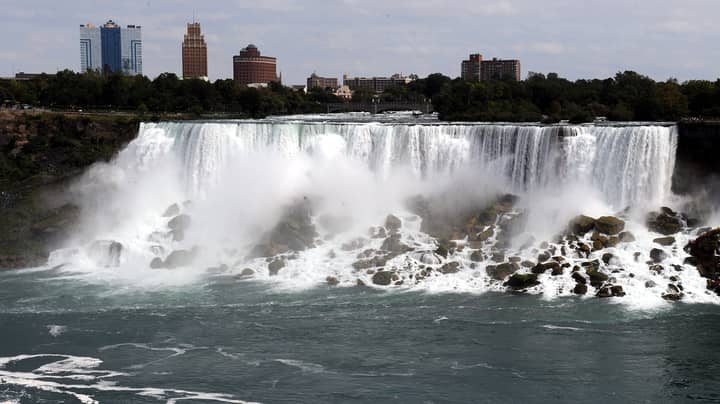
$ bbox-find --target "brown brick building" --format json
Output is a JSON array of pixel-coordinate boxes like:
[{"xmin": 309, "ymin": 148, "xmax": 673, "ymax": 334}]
[
  {"xmin": 232, "ymin": 44, "xmax": 277, "ymax": 85},
  {"xmin": 461, "ymin": 53, "xmax": 521, "ymax": 82},
  {"xmin": 182, "ymin": 22, "xmax": 208, "ymax": 80}
]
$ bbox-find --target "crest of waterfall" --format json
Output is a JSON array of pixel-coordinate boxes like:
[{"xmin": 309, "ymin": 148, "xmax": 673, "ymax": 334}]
[{"xmin": 133, "ymin": 121, "xmax": 676, "ymax": 209}]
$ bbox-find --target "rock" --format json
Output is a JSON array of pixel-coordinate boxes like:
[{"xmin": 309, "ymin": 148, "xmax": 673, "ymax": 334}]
[
  {"xmin": 161, "ymin": 248, "xmax": 198, "ymax": 269},
  {"xmin": 470, "ymin": 251, "xmax": 483, "ymax": 262},
  {"xmin": 537, "ymin": 252, "xmax": 551, "ymax": 262},
  {"xmin": 268, "ymin": 259, "xmax": 285, "ymax": 276},
  {"xmin": 573, "ymin": 283, "xmax": 588, "ymax": 295},
  {"xmin": 381, "ymin": 234, "xmax": 412, "ymax": 254},
  {"xmin": 572, "ymin": 272, "xmax": 587, "ymax": 285},
  {"xmin": 653, "ymin": 236, "xmax": 676, "ymax": 246},
  {"xmin": 645, "ymin": 280, "xmax": 656, "ymax": 288},
  {"xmin": 88, "ymin": 240, "xmax": 123, "ymax": 268},
  {"xmin": 486, "ymin": 263, "xmax": 516, "ymax": 280},
  {"xmin": 595, "ymin": 216, "xmax": 625, "ymax": 235},
  {"xmin": 649, "ymin": 264, "xmax": 664, "ymax": 273},
  {"xmin": 240, "ymin": 268, "xmax": 254, "ymax": 277},
  {"xmin": 162, "ymin": 203, "xmax": 180, "ymax": 217},
  {"xmin": 412, "ymin": 251, "xmax": 443, "ymax": 265},
  {"xmin": 611, "ymin": 285, "xmax": 626, "ymax": 297},
  {"xmin": 372, "ymin": 271, "xmax": 393, "ymax": 286},
  {"xmin": 385, "ymin": 214, "xmax": 402, "ymax": 232},
  {"xmin": 531, "ymin": 261, "xmax": 560, "ymax": 274},
  {"xmin": 650, "ymin": 248, "xmax": 668, "ymax": 263},
  {"xmin": 587, "ymin": 270, "xmax": 609, "ymax": 287},
  {"xmin": 369, "ymin": 226, "xmax": 387, "ymax": 239},
  {"xmin": 150, "ymin": 257, "xmax": 164, "ymax": 269},
  {"xmin": 435, "ymin": 243, "xmax": 449, "ymax": 258},
  {"xmin": 596, "ymin": 287, "xmax": 613, "ymax": 298},
  {"xmin": 662, "ymin": 293, "xmax": 684, "ymax": 301},
  {"xmin": 474, "ymin": 226, "xmax": 494, "ymax": 242},
  {"xmin": 168, "ymin": 214, "xmax": 191, "ymax": 232},
  {"xmin": 440, "ymin": 262, "xmax": 461, "ymax": 274},
  {"xmin": 492, "ymin": 252, "xmax": 506, "ymax": 263},
  {"xmin": 570, "ymin": 215, "xmax": 596, "ymax": 235},
  {"xmin": 647, "ymin": 210, "xmax": 684, "ymax": 235},
  {"xmin": 326, "ymin": 276, "xmax": 339, "ymax": 286},
  {"xmin": 618, "ymin": 231, "xmax": 636, "ymax": 243},
  {"xmin": 341, "ymin": 238, "xmax": 367, "ymax": 251},
  {"xmin": 504, "ymin": 273, "xmax": 540, "ymax": 290},
  {"xmin": 685, "ymin": 228, "xmax": 720, "ymax": 279},
  {"xmin": 601, "ymin": 253, "xmax": 614, "ymax": 265},
  {"xmin": 521, "ymin": 260, "xmax": 535, "ymax": 268}
]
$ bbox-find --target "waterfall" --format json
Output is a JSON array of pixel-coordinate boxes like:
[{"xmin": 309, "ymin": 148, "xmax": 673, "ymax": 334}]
[{"xmin": 133, "ymin": 121, "xmax": 677, "ymax": 208}]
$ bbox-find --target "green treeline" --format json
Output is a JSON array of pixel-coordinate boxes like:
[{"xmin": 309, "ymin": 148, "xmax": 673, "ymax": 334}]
[
  {"xmin": 0, "ymin": 70, "xmax": 342, "ymax": 118},
  {"xmin": 2, "ymin": 70, "xmax": 720, "ymax": 122}
]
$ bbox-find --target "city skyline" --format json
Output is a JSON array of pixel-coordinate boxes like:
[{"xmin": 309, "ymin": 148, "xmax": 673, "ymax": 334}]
[{"xmin": 2, "ymin": 0, "xmax": 720, "ymax": 84}]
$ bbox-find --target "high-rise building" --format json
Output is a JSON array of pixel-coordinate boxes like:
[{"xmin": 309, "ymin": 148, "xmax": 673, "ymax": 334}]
[
  {"xmin": 461, "ymin": 53, "xmax": 521, "ymax": 82},
  {"xmin": 232, "ymin": 44, "xmax": 277, "ymax": 85},
  {"xmin": 307, "ymin": 73, "xmax": 338, "ymax": 90},
  {"xmin": 461, "ymin": 54, "xmax": 482, "ymax": 82},
  {"xmin": 342, "ymin": 74, "xmax": 414, "ymax": 93},
  {"xmin": 182, "ymin": 22, "xmax": 208, "ymax": 80},
  {"xmin": 79, "ymin": 20, "xmax": 142, "ymax": 75}
]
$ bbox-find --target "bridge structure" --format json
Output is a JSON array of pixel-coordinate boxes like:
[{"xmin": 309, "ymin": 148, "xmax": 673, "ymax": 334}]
[{"xmin": 320, "ymin": 101, "xmax": 434, "ymax": 115}]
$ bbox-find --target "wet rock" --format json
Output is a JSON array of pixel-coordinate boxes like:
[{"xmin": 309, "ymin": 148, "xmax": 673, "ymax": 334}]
[
  {"xmin": 326, "ymin": 276, "xmax": 339, "ymax": 286},
  {"xmin": 647, "ymin": 209, "xmax": 684, "ymax": 235},
  {"xmin": 88, "ymin": 240, "xmax": 123, "ymax": 268},
  {"xmin": 649, "ymin": 265, "xmax": 664, "ymax": 274},
  {"xmin": 385, "ymin": 214, "xmax": 402, "ymax": 233},
  {"xmin": 150, "ymin": 257, "xmax": 164, "ymax": 269},
  {"xmin": 435, "ymin": 243, "xmax": 449, "ymax": 258},
  {"xmin": 168, "ymin": 214, "xmax": 191, "ymax": 232},
  {"xmin": 413, "ymin": 251, "xmax": 443, "ymax": 265},
  {"xmin": 618, "ymin": 231, "xmax": 636, "ymax": 243},
  {"xmin": 240, "ymin": 268, "xmax": 254, "ymax": 277},
  {"xmin": 521, "ymin": 260, "xmax": 535, "ymax": 268},
  {"xmin": 662, "ymin": 293, "xmax": 684, "ymax": 301},
  {"xmin": 650, "ymin": 248, "xmax": 668, "ymax": 263},
  {"xmin": 595, "ymin": 216, "xmax": 625, "ymax": 235},
  {"xmin": 572, "ymin": 272, "xmax": 587, "ymax": 285},
  {"xmin": 470, "ymin": 251, "xmax": 483, "ymax": 262},
  {"xmin": 268, "ymin": 259, "xmax": 285, "ymax": 276},
  {"xmin": 685, "ymin": 228, "xmax": 720, "ymax": 279},
  {"xmin": 587, "ymin": 269, "xmax": 609, "ymax": 287},
  {"xmin": 504, "ymin": 273, "xmax": 540, "ymax": 290},
  {"xmin": 653, "ymin": 236, "xmax": 676, "ymax": 246},
  {"xmin": 440, "ymin": 262, "xmax": 461, "ymax": 274},
  {"xmin": 537, "ymin": 252, "xmax": 551, "ymax": 262},
  {"xmin": 372, "ymin": 271, "xmax": 393, "ymax": 286},
  {"xmin": 573, "ymin": 283, "xmax": 588, "ymax": 295},
  {"xmin": 492, "ymin": 252, "xmax": 506, "ymax": 263},
  {"xmin": 474, "ymin": 226, "xmax": 495, "ymax": 242},
  {"xmin": 645, "ymin": 280, "xmax": 657, "ymax": 288},
  {"xmin": 596, "ymin": 287, "xmax": 612, "ymax": 298},
  {"xmin": 531, "ymin": 261, "xmax": 560, "ymax": 274},
  {"xmin": 162, "ymin": 203, "xmax": 181, "ymax": 217},
  {"xmin": 381, "ymin": 234, "xmax": 412, "ymax": 254},
  {"xmin": 486, "ymin": 263, "xmax": 516, "ymax": 280},
  {"xmin": 570, "ymin": 215, "xmax": 596, "ymax": 235},
  {"xmin": 611, "ymin": 285, "xmax": 626, "ymax": 297},
  {"xmin": 161, "ymin": 248, "xmax": 198, "ymax": 269},
  {"xmin": 369, "ymin": 226, "xmax": 387, "ymax": 239},
  {"xmin": 601, "ymin": 253, "xmax": 614, "ymax": 265}
]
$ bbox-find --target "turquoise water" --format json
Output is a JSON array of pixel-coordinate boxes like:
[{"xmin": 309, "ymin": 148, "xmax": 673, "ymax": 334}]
[{"xmin": 1, "ymin": 267, "xmax": 720, "ymax": 403}]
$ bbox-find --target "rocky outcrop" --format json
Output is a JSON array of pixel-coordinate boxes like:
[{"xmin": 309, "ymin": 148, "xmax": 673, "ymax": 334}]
[
  {"xmin": 150, "ymin": 247, "xmax": 199, "ymax": 269},
  {"xmin": 685, "ymin": 228, "xmax": 720, "ymax": 283},
  {"xmin": 167, "ymin": 214, "xmax": 191, "ymax": 242},
  {"xmin": 569, "ymin": 215, "xmax": 596, "ymax": 235},
  {"xmin": 647, "ymin": 208, "xmax": 684, "ymax": 235},
  {"xmin": 249, "ymin": 199, "xmax": 318, "ymax": 258},
  {"xmin": 504, "ymin": 273, "xmax": 540, "ymax": 290}
]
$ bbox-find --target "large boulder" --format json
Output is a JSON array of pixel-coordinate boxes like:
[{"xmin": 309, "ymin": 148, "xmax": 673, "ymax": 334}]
[
  {"xmin": 650, "ymin": 248, "xmax": 668, "ymax": 263},
  {"xmin": 372, "ymin": 271, "xmax": 393, "ymax": 286},
  {"xmin": 384, "ymin": 215, "xmax": 402, "ymax": 233},
  {"xmin": 168, "ymin": 214, "xmax": 192, "ymax": 242},
  {"xmin": 594, "ymin": 216, "xmax": 625, "ymax": 235},
  {"xmin": 504, "ymin": 273, "xmax": 540, "ymax": 290},
  {"xmin": 268, "ymin": 259, "xmax": 285, "ymax": 276},
  {"xmin": 569, "ymin": 215, "xmax": 596, "ymax": 235},
  {"xmin": 151, "ymin": 248, "xmax": 198, "ymax": 269},
  {"xmin": 162, "ymin": 203, "xmax": 180, "ymax": 218},
  {"xmin": 381, "ymin": 234, "xmax": 412, "ymax": 254},
  {"xmin": 486, "ymin": 263, "xmax": 516, "ymax": 280},
  {"xmin": 647, "ymin": 209, "xmax": 684, "ymax": 235},
  {"xmin": 685, "ymin": 228, "xmax": 720, "ymax": 280}
]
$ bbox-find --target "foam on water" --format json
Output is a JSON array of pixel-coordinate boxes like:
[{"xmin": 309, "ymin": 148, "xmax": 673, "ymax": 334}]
[{"xmin": 39, "ymin": 119, "xmax": 719, "ymax": 308}]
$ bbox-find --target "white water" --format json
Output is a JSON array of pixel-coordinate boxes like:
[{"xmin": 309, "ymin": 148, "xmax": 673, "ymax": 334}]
[{"xmin": 44, "ymin": 119, "xmax": 719, "ymax": 308}]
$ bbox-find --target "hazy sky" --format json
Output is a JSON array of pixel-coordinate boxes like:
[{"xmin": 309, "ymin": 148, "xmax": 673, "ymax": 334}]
[{"xmin": 2, "ymin": 0, "xmax": 719, "ymax": 84}]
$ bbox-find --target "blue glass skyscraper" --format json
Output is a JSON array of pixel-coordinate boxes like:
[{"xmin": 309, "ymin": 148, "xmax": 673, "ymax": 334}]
[{"xmin": 80, "ymin": 20, "xmax": 142, "ymax": 75}]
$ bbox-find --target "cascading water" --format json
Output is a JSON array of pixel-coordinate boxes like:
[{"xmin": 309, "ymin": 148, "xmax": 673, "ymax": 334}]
[{"xmin": 46, "ymin": 118, "xmax": 716, "ymax": 307}]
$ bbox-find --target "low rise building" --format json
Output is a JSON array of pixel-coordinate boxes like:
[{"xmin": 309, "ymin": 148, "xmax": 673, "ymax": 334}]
[
  {"xmin": 343, "ymin": 74, "xmax": 414, "ymax": 93},
  {"xmin": 461, "ymin": 53, "xmax": 521, "ymax": 82},
  {"xmin": 307, "ymin": 73, "xmax": 338, "ymax": 90}
]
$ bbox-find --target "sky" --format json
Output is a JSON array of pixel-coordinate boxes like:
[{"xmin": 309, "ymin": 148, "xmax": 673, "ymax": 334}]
[{"xmin": 1, "ymin": 0, "xmax": 719, "ymax": 84}]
